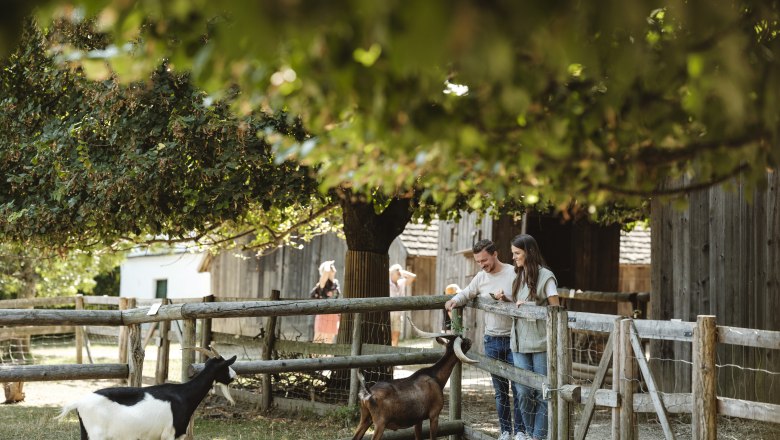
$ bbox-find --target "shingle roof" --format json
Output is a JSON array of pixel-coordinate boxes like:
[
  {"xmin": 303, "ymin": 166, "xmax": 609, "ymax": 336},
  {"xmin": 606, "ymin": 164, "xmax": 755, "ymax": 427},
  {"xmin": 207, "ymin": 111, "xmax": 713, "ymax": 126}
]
[
  {"xmin": 399, "ymin": 222, "xmax": 439, "ymax": 257},
  {"xmin": 620, "ymin": 226, "xmax": 651, "ymax": 265}
]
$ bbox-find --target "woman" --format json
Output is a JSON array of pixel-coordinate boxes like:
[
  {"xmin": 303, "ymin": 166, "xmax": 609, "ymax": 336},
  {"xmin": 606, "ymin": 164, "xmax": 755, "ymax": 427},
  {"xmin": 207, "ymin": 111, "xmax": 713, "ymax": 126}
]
[
  {"xmin": 509, "ymin": 234, "xmax": 559, "ymax": 440},
  {"xmin": 310, "ymin": 260, "xmax": 341, "ymax": 342}
]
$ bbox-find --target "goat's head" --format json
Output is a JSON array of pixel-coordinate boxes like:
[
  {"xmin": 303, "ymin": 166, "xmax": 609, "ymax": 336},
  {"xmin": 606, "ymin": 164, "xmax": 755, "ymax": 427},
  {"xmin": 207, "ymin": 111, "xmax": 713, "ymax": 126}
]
[
  {"xmin": 436, "ymin": 335, "xmax": 477, "ymax": 363},
  {"xmin": 189, "ymin": 344, "xmax": 238, "ymax": 404},
  {"xmin": 406, "ymin": 315, "xmax": 478, "ymax": 364}
]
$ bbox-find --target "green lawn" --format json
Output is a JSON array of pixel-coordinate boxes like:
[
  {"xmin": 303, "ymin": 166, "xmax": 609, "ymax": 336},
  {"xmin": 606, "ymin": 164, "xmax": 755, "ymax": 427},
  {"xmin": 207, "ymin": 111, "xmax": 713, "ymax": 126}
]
[{"xmin": 0, "ymin": 402, "xmax": 358, "ymax": 440}]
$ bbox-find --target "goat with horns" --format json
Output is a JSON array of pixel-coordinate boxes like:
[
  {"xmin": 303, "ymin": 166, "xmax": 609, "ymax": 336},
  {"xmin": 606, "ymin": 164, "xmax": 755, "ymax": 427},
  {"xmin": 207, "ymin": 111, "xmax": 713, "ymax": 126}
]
[
  {"xmin": 56, "ymin": 344, "xmax": 236, "ymax": 440},
  {"xmin": 352, "ymin": 319, "xmax": 477, "ymax": 440}
]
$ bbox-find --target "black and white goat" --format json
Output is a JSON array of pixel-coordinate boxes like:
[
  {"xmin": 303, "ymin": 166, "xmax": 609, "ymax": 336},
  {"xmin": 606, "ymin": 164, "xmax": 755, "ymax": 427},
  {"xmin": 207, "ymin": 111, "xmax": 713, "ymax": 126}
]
[
  {"xmin": 56, "ymin": 345, "xmax": 237, "ymax": 440},
  {"xmin": 352, "ymin": 321, "xmax": 477, "ymax": 440}
]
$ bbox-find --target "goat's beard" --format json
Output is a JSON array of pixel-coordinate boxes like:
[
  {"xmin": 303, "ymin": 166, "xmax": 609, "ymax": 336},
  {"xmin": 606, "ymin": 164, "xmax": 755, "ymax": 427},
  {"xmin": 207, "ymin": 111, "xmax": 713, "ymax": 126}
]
[{"xmin": 216, "ymin": 383, "xmax": 236, "ymax": 406}]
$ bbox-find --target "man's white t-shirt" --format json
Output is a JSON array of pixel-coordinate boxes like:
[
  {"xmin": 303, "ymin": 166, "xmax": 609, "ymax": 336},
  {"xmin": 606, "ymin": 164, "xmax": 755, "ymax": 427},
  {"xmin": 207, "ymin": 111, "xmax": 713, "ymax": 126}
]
[{"xmin": 449, "ymin": 263, "xmax": 515, "ymax": 337}]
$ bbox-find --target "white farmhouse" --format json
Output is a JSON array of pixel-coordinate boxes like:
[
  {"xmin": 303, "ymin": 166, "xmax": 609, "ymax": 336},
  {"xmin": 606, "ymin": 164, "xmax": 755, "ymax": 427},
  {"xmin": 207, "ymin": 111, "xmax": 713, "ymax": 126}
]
[{"xmin": 119, "ymin": 245, "xmax": 210, "ymax": 300}]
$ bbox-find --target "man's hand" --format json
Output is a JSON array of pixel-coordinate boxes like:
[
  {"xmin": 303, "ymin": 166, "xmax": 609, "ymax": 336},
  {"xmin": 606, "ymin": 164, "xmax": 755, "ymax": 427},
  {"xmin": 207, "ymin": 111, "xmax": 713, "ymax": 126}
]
[
  {"xmin": 493, "ymin": 289, "xmax": 510, "ymax": 302},
  {"xmin": 445, "ymin": 299, "xmax": 458, "ymax": 311}
]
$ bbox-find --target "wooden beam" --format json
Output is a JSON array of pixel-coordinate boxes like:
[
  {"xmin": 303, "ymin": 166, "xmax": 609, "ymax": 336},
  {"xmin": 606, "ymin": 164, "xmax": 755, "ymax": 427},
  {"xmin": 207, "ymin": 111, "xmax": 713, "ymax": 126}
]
[
  {"xmin": 74, "ymin": 295, "xmax": 85, "ymax": 364},
  {"xmin": 122, "ymin": 296, "xmax": 450, "ymax": 324},
  {"xmin": 717, "ymin": 325, "xmax": 780, "ymax": 350},
  {"xmin": 629, "ymin": 322, "xmax": 675, "ymax": 440},
  {"xmin": 0, "ymin": 364, "xmax": 128, "ymax": 381},
  {"xmin": 575, "ymin": 318, "xmax": 617, "ymax": 440},
  {"xmin": 190, "ymin": 352, "xmax": 443, "ymax": 376},
  {"xmin": 718, "ymin": 397, "xmax": 780, "ymax": 423},
  {"xmin": 260, "ymin": 290, "xmax": 280, "ymax": 411},
  {"xmin": 155, "ymin": 300, "xmax": 171, "ymax": 385},
  {"xmin": 0, "ymin": 296, "xmax": 76, "ymax": 308},
  {"xmin": 692, "ymin": 316, "xmax": 717, "ymax": 440},
  {"xmin": 619, "ymin": 319, "xmax": 637, "ymax": 440},
  {"xmin": 338, "ymin": 421, "xmax": 463, "ymax": 440},
  {"xmin": 547, "ymin": 306, "xmax": 560, "ymax": 440},
  {"xmin": 470, "ymin": 352, "xmax": 546, "ymax": 390},
  {"xmin": 348, "ymin": 312, "xmax": 363, "ymax": 407},
  {"xmin": 0, "ymin": 326, "xmax": 74, "ymax": 338},
  {"xmin": 0, "ymin": 310, "xmax": 122, "ymax": 327}
]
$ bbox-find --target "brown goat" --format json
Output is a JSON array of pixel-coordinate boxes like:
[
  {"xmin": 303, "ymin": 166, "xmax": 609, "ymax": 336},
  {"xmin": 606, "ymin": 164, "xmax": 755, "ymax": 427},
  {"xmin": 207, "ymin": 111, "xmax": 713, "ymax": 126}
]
[{"xmin": 351, "ymin": 335, "xmax": 476, "ymax": 440}]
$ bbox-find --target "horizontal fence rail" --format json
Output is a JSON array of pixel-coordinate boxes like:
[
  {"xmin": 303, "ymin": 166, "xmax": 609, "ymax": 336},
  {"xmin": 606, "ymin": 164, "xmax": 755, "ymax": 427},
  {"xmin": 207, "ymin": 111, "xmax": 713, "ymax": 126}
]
[
  {"xmin": 0, "ymin": 363, "xmax": 128, "ymax": 382},
  {"xmin": 2, "ymin": 293, "xmax": 779, "ymax": 440},
  {"xmin": 0, "ymin": 295, "xmax": 449, "ymax": 326}
]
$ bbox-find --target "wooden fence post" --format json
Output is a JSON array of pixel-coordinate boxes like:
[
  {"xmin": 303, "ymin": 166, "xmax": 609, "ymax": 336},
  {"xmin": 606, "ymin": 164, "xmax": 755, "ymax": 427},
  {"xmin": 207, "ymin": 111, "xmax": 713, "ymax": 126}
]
[
  {"xmin": 555, "ymin": 306, "xmax": 571, "ymax": 439},
  {"xmin": 118, "ymin": 297, "xmax": 129, "ymax": 368},
  {"xmin": 199, "ymin": 295, "xmax": 214, "ymax": 362},
  {"xmin": 546, "ymin": 306, "xmax": 559, "ymax": 440},
  {"xmin": 182, "ymin": 317, "xmax": 197, "ymax": 440},
  {"xmin": 75, "ymin": 294, "xmax": 84, "ymax": 364},
  {"xmin": 261, "ymin": 290, "xmax": 280, "ymax": 411},
  {"xmin": 348, "ymin": 312, "xmax": 364, "ymax": 407},
  {"xmin": 619, "ymin": 318, "xmax": 636, "ymax": 440},
  {"xmin": 449, "ymin": 308, "xmax": 463, "ymax": 440},
  {"xmin": 612, "ymin": 318, "xmax": 622, "ymax": 440},
  {"xmin": 126, "ymin": 298, "xmax": 144, "ymax": 388},
  {"xmin": 692, "ymin": 315, "xmax": 717, "ymax": 440},
  {"xmin": 155, "ymin": 298, "xmax": 171, "ymax": 385},
  {"xmin": 182, "ymin": 318, "xmax": 196, "ymax": 382}
]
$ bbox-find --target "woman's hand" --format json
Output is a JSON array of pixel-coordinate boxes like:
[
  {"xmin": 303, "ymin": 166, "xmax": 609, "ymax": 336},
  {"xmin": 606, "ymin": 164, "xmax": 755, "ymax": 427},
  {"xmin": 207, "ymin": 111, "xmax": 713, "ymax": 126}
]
[{"xmin": 515, "ymin": 300, "xmax": 526, "ymax": 307}]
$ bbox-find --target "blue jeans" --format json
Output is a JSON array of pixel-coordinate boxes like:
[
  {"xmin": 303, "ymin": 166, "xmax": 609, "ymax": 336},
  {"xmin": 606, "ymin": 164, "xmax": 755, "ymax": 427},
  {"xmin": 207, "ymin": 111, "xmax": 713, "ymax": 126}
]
[
  {"xmin": 484, "ymin": 336, "xmax": 523, "ymax": 435},
  {"xmin": 513, "ymin": 351, "xmax": 548, "ymax": 439}
]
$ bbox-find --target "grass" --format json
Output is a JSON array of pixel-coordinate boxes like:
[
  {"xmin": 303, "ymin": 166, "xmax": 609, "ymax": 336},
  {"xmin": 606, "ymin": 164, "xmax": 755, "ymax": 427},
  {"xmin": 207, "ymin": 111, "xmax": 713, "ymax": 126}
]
[{"xmin": 1, "ymin": 399, "xmax": 358, "ymax": 440}]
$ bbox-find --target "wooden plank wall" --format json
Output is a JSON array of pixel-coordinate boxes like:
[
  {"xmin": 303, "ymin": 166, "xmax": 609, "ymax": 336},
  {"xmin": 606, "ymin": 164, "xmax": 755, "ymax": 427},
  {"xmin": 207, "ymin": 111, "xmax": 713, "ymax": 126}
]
[
  {"xmin": 651, "ymin": 171, "xmax": 780, "ymax": 403},
  {"xmin": 210, "ymin": 233, "xmax": 347, "ymax": 341},
  {"xmin": 436, "ymin": 213, "xmax": 492, "ymax": 353}
]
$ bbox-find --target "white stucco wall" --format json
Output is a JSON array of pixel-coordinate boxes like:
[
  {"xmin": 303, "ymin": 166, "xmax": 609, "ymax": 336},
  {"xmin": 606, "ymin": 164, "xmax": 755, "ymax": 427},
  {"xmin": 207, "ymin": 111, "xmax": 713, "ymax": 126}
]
[{"xmin": 119, "ymin": 252, "xmax": 210, "ymax": 299}]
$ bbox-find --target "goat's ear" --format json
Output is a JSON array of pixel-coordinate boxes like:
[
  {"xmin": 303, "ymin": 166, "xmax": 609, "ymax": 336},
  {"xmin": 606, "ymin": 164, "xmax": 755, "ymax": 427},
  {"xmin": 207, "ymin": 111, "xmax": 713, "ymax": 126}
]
[
  {"xmin": 435, "ymin": 337, "xmax": 448, "ymax": 346},
  {"xmin": 224, "ymin": 355, "xmax": 237, "ymax": 365}
]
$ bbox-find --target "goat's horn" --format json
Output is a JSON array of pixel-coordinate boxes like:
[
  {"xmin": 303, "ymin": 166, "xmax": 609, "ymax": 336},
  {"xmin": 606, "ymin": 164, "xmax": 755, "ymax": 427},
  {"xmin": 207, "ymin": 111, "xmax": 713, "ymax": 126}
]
[
  {"xmin": 208, "ymin": 343, "xmax": 222, "ymax": 358},
  {"xmin": 183, "ymin": 347, "xmax": 216, "ymax": 359},
  {"xmin": 454, "ymin": 337, "xmax": 478, "ymax": 364},
  {"xmin": 406, "ymin": 314, "xmax": 451, "ymax": 338}
]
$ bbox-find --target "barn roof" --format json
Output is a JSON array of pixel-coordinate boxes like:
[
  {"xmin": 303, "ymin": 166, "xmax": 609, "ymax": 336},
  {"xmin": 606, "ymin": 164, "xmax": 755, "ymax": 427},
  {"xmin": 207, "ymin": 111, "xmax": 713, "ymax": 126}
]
[
  {"xmin": 399, "ymin": 222, "xmax": 439, "ymax": 257},
  {"xmin": 620, "ymin": 226, "xmax": 651, "ymax": 265}
]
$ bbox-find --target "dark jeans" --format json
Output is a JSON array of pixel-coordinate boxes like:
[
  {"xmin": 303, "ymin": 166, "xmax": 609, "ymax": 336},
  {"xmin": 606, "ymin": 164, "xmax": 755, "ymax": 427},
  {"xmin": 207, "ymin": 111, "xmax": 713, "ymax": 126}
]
[
  {"xmin": 513, "ymin": 351, "xmax": 548, "ymax": 439},
  {"xmin": 484, "ymin": 335, "xmax": 523, "ymax": 435}
]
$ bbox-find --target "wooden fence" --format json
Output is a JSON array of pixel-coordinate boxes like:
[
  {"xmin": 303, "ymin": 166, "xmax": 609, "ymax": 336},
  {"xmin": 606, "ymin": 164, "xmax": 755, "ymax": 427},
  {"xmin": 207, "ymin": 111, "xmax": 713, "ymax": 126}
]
[{"xmin": 1, "ymin": 295, "xmax": 779, "ymax": 440}]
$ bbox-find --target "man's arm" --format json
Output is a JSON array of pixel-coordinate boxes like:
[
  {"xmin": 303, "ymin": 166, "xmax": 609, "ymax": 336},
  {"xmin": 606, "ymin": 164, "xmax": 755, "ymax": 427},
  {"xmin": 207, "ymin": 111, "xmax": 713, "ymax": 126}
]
[{"xmin": 445, "ymin": 273, "xmax": 481, "ymax": 311}]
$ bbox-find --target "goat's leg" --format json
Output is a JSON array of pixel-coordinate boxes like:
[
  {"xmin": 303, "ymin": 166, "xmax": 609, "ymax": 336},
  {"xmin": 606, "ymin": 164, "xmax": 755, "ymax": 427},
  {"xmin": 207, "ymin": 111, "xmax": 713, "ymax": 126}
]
[
  {"xmin": 351, "ymin": 407, "xmax": 372, "ymax": 440},
  {"xmin": 413, "ymin": 422, "xmax": 423, "ymax": 440},
  {"xmin": 370, "ymin": 423, "xmax": 386, "ymax": 440},
  {"xmin": 428, "ymin": 415, "xmax": 439, "ymax": 440}
]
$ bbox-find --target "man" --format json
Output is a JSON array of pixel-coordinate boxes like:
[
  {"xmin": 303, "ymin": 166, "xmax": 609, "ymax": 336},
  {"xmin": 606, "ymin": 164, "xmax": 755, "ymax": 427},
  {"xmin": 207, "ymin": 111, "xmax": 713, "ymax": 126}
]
[
  {"xmin": 444, "ymin": 239, "xmax": 525, "ymax": 440},
  {"xmin": 389, "ymin": 263, "xmax": 417, "ymax": 346}
]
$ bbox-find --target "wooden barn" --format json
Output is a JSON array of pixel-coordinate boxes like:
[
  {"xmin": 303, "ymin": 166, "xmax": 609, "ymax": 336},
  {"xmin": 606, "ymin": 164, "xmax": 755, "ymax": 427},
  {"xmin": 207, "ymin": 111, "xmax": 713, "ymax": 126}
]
[
  {"xmin": 201, "ymin": 222, "xmax": 439, "ymax": 342},
  {"xmin": 651, "ymin": 171, "xmax": 780, "ymax": 404}
]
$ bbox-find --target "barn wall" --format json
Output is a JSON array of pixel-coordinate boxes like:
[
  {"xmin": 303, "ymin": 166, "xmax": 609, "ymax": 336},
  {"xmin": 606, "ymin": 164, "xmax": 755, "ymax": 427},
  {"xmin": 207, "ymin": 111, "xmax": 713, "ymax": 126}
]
[
  {"xmin": 436, "ymin": 213, "xmax": 493, "ymax": 352},
  {"xmin": 651, "ymin": 171, "xmax": 780, "ymax": 403},
  {"xmin": 210, "ymin": 233, "xmax": 347, "ymax": 340}
]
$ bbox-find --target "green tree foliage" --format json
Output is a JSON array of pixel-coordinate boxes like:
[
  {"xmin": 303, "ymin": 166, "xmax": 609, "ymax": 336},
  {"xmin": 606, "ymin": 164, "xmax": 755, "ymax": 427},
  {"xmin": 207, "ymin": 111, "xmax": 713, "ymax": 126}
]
[
  {"xmin": 0, "ymin": 21, "xmax": 330, "ymax": 252},
  {"xmin": 0, "ymin": 243, "xmax": 123, "ymax": 299},
  {"xmin": 18, "ymin": 0, "xmax": 780, "ymax": 215}
]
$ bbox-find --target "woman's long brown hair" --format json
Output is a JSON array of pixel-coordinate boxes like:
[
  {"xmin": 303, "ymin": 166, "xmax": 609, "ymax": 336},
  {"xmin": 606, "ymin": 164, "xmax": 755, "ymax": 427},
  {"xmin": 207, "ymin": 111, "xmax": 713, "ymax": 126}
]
[{"xmin": 511, "ymin": 234, "xmax": 547, "ymax": 301}]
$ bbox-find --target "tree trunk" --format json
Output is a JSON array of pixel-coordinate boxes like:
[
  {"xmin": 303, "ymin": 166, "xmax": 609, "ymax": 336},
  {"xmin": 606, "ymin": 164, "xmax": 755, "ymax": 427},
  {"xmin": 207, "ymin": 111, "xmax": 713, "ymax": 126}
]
[{"xmin": 329, "ymin": 193, "xmax": 414, "ymax": 394}]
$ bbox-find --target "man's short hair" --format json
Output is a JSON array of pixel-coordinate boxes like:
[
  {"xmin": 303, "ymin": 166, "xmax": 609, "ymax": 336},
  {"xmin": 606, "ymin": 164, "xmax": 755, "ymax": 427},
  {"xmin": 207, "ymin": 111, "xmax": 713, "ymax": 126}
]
[{"xmin": 472, "ymin": 239, "xmax": 496, "ymax": 255}]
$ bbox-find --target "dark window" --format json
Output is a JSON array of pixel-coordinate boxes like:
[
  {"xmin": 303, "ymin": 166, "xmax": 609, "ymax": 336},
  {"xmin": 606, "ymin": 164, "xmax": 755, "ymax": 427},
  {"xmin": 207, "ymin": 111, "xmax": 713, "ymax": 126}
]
[{"xmin": 155, "ymin": 279, "xmax": 168, "ymax": 299}]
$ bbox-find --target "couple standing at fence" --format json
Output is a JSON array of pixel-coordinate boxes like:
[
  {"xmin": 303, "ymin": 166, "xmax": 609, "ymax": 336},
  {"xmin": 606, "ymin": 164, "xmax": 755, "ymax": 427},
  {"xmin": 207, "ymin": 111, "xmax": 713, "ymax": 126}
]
[{"xmin": 445, "ymin": 235, "xmax": 559, "ymax": 440}]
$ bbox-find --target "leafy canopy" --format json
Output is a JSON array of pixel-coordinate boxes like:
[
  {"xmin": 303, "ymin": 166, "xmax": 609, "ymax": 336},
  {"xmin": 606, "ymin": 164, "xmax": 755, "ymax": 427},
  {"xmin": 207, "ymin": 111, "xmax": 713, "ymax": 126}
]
[
  {"xmin": 23, "ymin": 0, "xmax": 780, "ymax": 217},
  {"xmin": 0, "ymin": 21, "xmax": 332, "ymax": 252}
]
